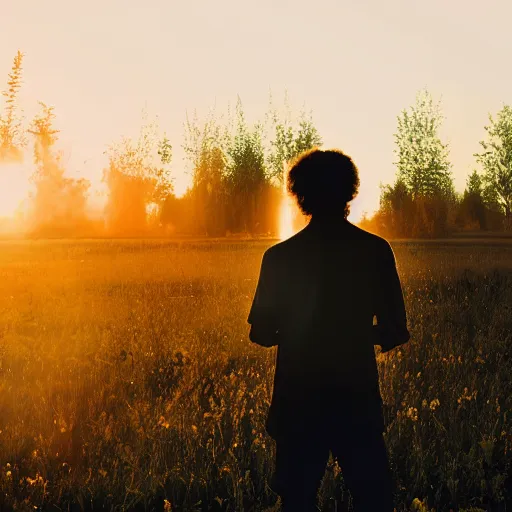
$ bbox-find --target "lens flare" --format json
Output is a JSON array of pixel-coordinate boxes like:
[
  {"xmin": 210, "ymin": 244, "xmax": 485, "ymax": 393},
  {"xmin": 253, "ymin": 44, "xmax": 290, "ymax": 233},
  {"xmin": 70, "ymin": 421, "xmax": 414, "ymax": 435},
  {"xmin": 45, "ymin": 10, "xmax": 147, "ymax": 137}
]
[{"xmin": 279, "ymin": 179, "xmax": 295, "ymax": 240}]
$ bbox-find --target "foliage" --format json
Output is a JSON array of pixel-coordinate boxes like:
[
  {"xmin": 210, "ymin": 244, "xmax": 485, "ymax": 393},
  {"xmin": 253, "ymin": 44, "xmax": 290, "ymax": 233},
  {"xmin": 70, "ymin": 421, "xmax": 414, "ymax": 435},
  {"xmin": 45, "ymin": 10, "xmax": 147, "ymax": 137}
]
[
  {"xmin": 182, "ymin": 109, "xmax": 230, "ymax": 235},
  {"xmin": 225, "ymin": 99, "xmax": 268, "ymax": 233},
  {"xmin": 104, "ymin": 116, "xmax": 173, "ymax": 234},
  {"xmin": 27, "ymin": 102, "xmax": 90, "ymax": 235},
  {"xmin": 181, "ymin": 97, "xmax": 292, "ymax": 236},
  {"xmin": 394, "ymin": 90, "xmax": 453, "ymax": 199},
  {"xmin": 456, "ymin": 171, "xmax": 487, "ymax": 231},
  {"xmin": 374, "ymin": 90, "xmax": 456, "ymax": 238},
  {"xmin": 266, "ymin": 93, "xmax": 322, "ymax": 185},
  {"xmin": 27, "ymin": 102, "xmax": 59, "ymax": 171},
  {"xmin": 379, "ymin": 181, "xmax": 456, "ymax": 238},
  {"xmin": 379, "ymin": 179, "xmax": 414, "ymax": 237},
  {"xmin": 0, "ymin": 51, "xmax": 26, "ymax": 162},
  {"xmin": 155, "ymin": 136, "xmax": 174, "ymax": 202},
  {"xmin": 475, "ymin": 105, "xmax": 512, "ymax": 228}
]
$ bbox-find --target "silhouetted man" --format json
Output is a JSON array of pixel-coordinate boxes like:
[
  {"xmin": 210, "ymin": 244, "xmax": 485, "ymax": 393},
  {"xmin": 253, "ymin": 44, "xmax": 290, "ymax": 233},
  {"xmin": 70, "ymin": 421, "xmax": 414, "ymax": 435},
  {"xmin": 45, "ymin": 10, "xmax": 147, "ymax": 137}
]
[{"xmin": 248, "ymin": 149, "xmax": 410, "ymax": 511}]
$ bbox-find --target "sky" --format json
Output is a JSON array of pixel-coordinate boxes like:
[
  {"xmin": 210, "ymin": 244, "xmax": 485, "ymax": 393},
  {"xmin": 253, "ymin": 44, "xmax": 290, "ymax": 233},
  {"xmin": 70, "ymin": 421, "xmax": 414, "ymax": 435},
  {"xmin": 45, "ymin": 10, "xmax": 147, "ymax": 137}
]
[{"xmin": 1, "ymin": 0, "xmax": 512, "ymax": 219}]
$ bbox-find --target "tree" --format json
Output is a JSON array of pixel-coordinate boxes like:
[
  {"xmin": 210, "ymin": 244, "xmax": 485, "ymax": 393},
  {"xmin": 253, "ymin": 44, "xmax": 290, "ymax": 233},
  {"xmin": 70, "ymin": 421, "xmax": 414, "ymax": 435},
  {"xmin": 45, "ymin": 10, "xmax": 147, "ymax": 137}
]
[
  {"xmin": 475, "ymin": 105, "xmax": 512, "ymax": 229},
  {"xmin": 104, "ymin": 116, "xmax": 173, "ymax": 234},
  {"xmin": 294, "ymin": 110, "xmax": 323, "ymax": 156},
  {"xmin": 266, "ymin": 94, "xmax": 295, "ymax": 184},
  {"xmin": 380, "ymin": 179, "xmax": 415, "ymax": 237},
  {"xmin": 182, "ymin": 108, "xmax": 230, "ymax": 235},
  {"xmin": 28, "ymin": 102, "xmax": 90, "ymax": 235},
  {"xmin": 155, "ymin": 136, "xmax": 173, "ymax": 202},
  {"xmin": 378, "ymin": 90, "xmax": 456, "ymax": 238},
  {"xmin": 226, "ymin": 98, "xmax": 268, "ymax": 233},
  {"xmin": 0, "ymin": 51, "xmax": 26, "ymax": 161},
  {"xmin": 394, "ymin": 90, "xmax": 453, "ymax": 198},
  {"xmin": 467, "ymin": 169, "xmax": 483, "ymax": 196},
  {"xmin": 266, "ymin": 94, "xmax": 322, "ymax": 185},
  {"xmin": 180, "ymin": 94, "xmax": 322, "ymax": 236},
  {"xmin": 457, "ymin": 171, "xmax": 487, "ymax": 230},
  {"xmin": 28, "ymin": 102, "xmax": 59, "ymax": 170}
]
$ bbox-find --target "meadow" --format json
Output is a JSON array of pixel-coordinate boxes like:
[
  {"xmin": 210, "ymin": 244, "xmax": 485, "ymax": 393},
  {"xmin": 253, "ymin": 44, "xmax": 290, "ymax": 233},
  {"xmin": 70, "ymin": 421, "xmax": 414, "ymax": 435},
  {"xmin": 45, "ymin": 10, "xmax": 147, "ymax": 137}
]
[{"xmin": 0, "ymin": 238, "xmax": 511, "ymax": 511}]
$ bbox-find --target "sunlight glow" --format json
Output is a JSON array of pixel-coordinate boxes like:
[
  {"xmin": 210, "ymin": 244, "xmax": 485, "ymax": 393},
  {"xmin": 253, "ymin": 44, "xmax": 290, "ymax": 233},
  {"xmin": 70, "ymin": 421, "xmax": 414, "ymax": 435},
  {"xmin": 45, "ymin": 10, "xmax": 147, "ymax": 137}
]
[
  {"xmin": 0, "ymin": 162, "xmax": 33, "ymax": 218},
  {"xmin": 279, "ymin": 179, "xmax": 295, "ymax": 240},
  {"xmin": 173, "ymin": 169, "xmax": 191, "ymax": 199}
]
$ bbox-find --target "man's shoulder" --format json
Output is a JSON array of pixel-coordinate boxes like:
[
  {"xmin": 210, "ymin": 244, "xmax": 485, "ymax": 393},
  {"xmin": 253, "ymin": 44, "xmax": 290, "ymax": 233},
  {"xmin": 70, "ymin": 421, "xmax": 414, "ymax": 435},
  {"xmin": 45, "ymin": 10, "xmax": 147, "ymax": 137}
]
[
  {"xmin": 263, "ymin": 227, "xmax": 309, "ymax": 259},
  {"xmin": 263, "ymin": 224, "xmax": 393, "ymax": 260},
  {"xmin": 349, "ymin": 224, "xmax": 392, "ymax": 252},
  {"xmin": 262, "ymin": 239, "xmax": 291, "ymax": 262}
]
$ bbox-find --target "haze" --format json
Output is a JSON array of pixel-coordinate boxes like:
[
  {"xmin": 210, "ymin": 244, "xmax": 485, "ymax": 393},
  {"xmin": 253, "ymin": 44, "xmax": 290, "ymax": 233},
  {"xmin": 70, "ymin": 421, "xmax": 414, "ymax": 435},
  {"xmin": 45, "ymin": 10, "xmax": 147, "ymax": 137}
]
[{"xmin": 1, "ymin": 0, "xmax": 512, "ymax": 219}]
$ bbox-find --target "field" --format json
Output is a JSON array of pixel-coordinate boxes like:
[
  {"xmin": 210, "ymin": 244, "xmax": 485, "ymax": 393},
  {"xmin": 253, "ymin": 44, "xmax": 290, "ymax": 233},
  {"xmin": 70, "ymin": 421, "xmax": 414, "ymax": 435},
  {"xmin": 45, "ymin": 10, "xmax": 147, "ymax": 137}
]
[{"xmin": 0, "ymin": 238, "xmax": 511, "ymax": 511}]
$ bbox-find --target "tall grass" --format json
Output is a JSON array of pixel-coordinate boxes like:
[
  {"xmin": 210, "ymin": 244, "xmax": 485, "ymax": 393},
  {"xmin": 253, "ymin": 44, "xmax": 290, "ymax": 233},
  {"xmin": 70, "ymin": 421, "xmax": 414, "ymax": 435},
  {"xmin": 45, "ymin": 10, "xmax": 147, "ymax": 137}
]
[{"xmin": 0, "ymin": 239, "xmax": 510, "ymax": 511}]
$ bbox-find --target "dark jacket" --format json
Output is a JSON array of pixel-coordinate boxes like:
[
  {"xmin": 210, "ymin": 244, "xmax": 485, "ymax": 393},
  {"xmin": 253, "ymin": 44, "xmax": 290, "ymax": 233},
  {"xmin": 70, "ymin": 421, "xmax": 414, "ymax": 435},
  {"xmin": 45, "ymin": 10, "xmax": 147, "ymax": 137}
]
[{"xmin": 248, "ymin": 219, "xmax": 410, "ymax": 439}]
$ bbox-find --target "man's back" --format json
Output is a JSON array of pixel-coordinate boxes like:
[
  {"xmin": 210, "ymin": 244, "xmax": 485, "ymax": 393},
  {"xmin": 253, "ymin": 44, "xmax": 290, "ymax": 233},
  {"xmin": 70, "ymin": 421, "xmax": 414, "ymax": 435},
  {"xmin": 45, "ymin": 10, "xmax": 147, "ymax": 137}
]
[{"xmin": 249, "ymin": 218, "xmax": 409, "ymax": 437}]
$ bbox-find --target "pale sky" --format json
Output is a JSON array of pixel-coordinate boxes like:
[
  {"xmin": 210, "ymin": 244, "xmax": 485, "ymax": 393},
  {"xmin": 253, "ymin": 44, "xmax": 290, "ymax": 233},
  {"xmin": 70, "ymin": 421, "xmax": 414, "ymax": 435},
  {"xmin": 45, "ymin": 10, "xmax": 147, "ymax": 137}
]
[{"xmin": 1, "ymin": 0, "xmax": 512, "ymax": 219}]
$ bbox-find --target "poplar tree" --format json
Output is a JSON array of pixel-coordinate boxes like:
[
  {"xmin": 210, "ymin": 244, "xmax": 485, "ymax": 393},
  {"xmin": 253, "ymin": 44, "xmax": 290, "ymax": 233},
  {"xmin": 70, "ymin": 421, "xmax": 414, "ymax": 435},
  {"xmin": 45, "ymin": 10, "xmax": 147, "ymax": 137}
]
[
  {"xmin": 394, "ymin": 89, "xmax": 453, "ymax": 198},
  {"xmin": 475, "ymin": 105, "xmax": 512, "ymax": 228},
  {"xmin": 0, "ymin": 51, "xmax": 26, "ymax": 161},
  {"xmin": 266, "ymin": 93, "xmax": 322, "ymax": 185}
]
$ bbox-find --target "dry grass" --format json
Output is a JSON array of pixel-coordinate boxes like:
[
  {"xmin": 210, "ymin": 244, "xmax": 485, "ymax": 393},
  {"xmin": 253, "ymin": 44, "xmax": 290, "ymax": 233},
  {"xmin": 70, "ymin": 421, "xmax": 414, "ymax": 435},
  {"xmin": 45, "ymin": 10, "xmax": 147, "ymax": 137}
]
[{"xmin": 0, "ymin": 238, "xmax": 511, "ymax": 511}]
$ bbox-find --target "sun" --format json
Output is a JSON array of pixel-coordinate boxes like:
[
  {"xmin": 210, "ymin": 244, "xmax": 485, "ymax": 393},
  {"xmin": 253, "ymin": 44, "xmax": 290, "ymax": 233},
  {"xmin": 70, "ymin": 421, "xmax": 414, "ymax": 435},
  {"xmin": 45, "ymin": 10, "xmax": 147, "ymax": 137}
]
[{"xmin": 0, "ymin": 162, "xmax": 33, "ymax": 218}]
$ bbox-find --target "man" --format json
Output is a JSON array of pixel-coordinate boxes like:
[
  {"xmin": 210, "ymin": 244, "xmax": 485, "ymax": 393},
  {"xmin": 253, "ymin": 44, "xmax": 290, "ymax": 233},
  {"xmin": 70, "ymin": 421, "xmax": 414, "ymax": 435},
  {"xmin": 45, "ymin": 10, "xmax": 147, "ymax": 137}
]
[{"xmin": 248, "ymin": 149, "xmax": 410, "ymax": 511}]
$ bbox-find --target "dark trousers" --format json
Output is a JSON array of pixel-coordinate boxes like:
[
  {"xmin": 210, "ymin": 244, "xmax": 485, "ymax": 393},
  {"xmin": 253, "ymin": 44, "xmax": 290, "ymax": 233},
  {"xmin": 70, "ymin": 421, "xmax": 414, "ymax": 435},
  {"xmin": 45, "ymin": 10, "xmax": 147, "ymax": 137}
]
[{"xmin": 273, "ymin": 423, "xmax": 394, "ymax": 512}]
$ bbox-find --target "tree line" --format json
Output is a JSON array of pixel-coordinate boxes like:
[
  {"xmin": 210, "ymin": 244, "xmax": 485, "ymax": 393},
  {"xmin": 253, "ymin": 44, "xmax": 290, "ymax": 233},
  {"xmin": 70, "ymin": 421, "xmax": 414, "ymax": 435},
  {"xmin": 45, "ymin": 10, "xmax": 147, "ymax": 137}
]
[
  {"xmin": 361, "ymin": 90, "xmax": 512, "ymax": 237},
  {"xmin": 0, "ymin": 52, "xmax": 321, "ymax": 237},
  {"xmin": 1, "ymin": 51, "xmax": 511, "ymax": 237}
]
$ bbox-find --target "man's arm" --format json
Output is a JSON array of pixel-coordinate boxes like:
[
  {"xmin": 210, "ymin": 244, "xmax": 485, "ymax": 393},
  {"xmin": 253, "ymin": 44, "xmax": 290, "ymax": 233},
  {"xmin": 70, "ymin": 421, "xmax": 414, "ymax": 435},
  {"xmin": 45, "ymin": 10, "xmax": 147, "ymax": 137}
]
[
  {"xmin": 373, "ymin": 241, "xmax": 410, "ymax": 353},
  {"xmin": 248, "ymin": 251, "xmax": 279, "ymax": 348}
]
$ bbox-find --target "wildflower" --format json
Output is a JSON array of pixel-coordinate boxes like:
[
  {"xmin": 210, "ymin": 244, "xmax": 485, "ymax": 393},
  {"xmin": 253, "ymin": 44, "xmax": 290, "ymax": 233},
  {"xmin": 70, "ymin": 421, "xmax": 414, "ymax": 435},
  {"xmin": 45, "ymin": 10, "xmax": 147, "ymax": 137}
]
[
  {"xmin": 26, "ymin": 475, "xmax": 40, "ymax": 486},
  {"xmin": 429, "ymin": 398, "xmax": 440, "ymax": 411},
  {"xmin": 411, "ymin": 498, "xmax": 430, "ymax": 511},
  {"xmin": 457, "ymin": 388, "xmax": 477, "ymax": 404},
  {"xmin": 406, "ymin": 407, "xmax": 418, "ymax": 421},
  {"xmin": 158, "ymin": 416, "xmax": 170, "ymax": 429}
]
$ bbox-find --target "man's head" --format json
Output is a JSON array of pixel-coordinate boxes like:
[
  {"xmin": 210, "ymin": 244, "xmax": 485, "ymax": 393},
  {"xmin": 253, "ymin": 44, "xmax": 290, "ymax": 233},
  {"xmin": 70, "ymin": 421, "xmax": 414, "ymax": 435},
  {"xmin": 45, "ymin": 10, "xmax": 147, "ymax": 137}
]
[{"xmin": 287, "ymin": 148, "xmax": 360, "ymax": 220}]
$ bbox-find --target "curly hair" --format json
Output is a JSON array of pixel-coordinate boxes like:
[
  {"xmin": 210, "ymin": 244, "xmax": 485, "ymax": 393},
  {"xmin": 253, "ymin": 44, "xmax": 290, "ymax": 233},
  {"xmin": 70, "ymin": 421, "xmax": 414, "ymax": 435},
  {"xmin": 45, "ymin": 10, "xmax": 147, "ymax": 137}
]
[{"xmin": 286, "ymin": 148, "xmax": 360, "ymax": 219}]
